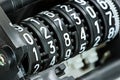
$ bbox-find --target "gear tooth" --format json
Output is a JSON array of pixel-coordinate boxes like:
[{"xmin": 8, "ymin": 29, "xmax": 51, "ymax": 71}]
[
  {"xmin": 72, "ymin": 46, "xmax": 74, "ymax": 49},
  {"xmin": 40, "ymin": 53, "xmax": 44, "ymax": 57},
  {"xmin": 86, "ymin": 41, "xmax": 89, "ymax": 44},
  {"xmin": 101, "ymin": 33, "xmax": 103, "ymax": 36},
  {"xmin": 56, "ymin": 53, "xmax": 59, "ymax": 57},
  {"xmin": 92, "ymin": 6, "xmax": 94, "ymax": 8},
  {"xmin": 42, "ymin": 52, "xmax": 48, "ymax": 56},
  {"xmin": 38, "ymin": 46, "xmax": 41, "ymax": 49},
  {"xmin": 51, "ymin": 11, "xmax": 54, "ymax": 13},
  {"xmin": 54, "ymin": 39, "xmax": 57, "ymax": 42},
  {"xmin": 82, "ymin": 19, "xmax": 85, "ymax": 23},
  {"xmin": 65, "ymin": 25, "xmax": 68, "ymax": 28},
  {"xmin": 41, "ymin": 20, "xmax": 44, "ymax": 23},
  {"xmin": 68, "ymin": 5, "xmax": 70, "ymax": 7},
  {"xmin": 35, "ymin": 18, "xmax": 39, "ymax": 22},
  {"xmin": 35, "ymin": 17, "xmax": 39, "ymax": 20},
  {"xmin": 46, "ymin": 25, "xmax": 49, "ymax": 28},
  {"xmin": 86, "ymin": 1, "xmax": 89, "ymax": 4},
  {"xmin": 86, "ymin": 34, "xmax": 89, "ymax": 38},
  {"xmin": 57, "ymin": 4, "xmax": 60, "ymax": 7},
  {"xmin": 77, "ymin": 13, "xmax": 80, "ymax": 16},
  {"xmin": 30, "ymin": 17, "xmax": 34, "ymax": 19},
  {"xmin": 99, "ymin": 19, "xmax": 102, "ymax": 22},
  {"xmin": 66, "ymin": 24, "xmax": 68, "ymax": 26},
  {"xmin": 72, "ymin": 32, "xmax": 75, "ymax": 35},
  {"xmin": 56, "ymin": 46, "xmax": 59, "ymax": 50},
  {"xmin": 96, "ymin": 12, "xmax": 99, "ymax": 15},
  {"xmin": 30, "ymin": 32, "xmax": 33, "ymax": 35},
  {"xmin": 105, "ymin": 0, "xmax": 120, "ymax": 37},
  {"xmin": 61, "ymin": 18, "xmax": 64, "ymax": 21},
  {"xmin": 43, "ymin": 59, "xmax": 47, "ymax": 63},
  {"xmin": 65, "ymin": 24, "xmax": 68, "ymax": 27},
  {"xmin": 84, "ymin": 26, "xmax": 88, "ymax": 30},
  {"xmin": 73, "ymin": 8, "xmax": 75, "ymax": 11},
  {"xmin": 101, "ymin": 26, "xmax": 104, "ymax": 30},
  {"xmin": 69, "ymin": 25, "xmax": 73, "ymax": 28},
  {"xmin": 34, "ymin": 38, "xmax": 37, "ymax": 41},
  {"xmin": 69, "ymin": 32, "xmax": 72, "ymax": 35},
  {"xmin": 24, "ymin": 18, "xmax": 30, "ymax": 21},
  {"xmin": 71, "ymin": 39, "xmax": 74, "ymax": 42},
  {"xmin": 43, "ymin": 59, "xmax": 48, "ymax": 63},
  {"xmin": 41, "ymin": 60, "xmax": 44, "ymax": 64},
  {"xmin": 40, "ymin": 11, "xmax": 44, "ymax": 15},
  {"xmin": 50, "ymin": 32, "xmax": 54, "ymax": 35},
  {"xmin": 56, "ymin": 14, "xmax": 59, "ymax": 16},
  {"xmin": 24, "ymin": 27, "xmax": 28, "ymax": 30}
]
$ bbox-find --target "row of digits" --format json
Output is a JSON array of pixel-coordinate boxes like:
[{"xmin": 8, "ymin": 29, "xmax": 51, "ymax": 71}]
[{"xmin": 12, "ymin": 0, "xmax": 120, "ymax": 75}]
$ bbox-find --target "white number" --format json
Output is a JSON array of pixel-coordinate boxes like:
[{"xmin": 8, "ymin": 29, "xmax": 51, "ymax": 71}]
[
  {"xmin": 94, "ymin": 21, "xmax": 101, "ymax": 46},
  {"xmin": 80, "ymin": 43, "xmax": 86, "ymax": 53},
  {"xmin": 15, "ymin": 25, "xmax": 23, "ymax": 32},
  {"xmin": 97, "ymin": 0, "xmax": 108, "ymax": 10},
  {"xmin": 94, "ymin": 20, "xmax": 101, "ymax": 46},
  {"xmin": 40, "ymin": 27, "xmax": 51, "ymax": 39},
  {"xmin": 64, "ymin": 33, "xmax": 71, "ymax": 46},
  {"xmin": 42, "ymin": 11, "xmax": 55, "ymax": 17},
  {"xmin": 71, "ymin": 13, "xmax": 81, "ymax": 25},
  {"xmin": 33, "ymin": 64, "xmax": 40, "ymax": 73},
  {"xmin": 12, "ymin": 25, "xmax": 23, "ymax": 32},
  {"xmin": 21, "ymin": 22, "xmax": 40, "ymax": 74},
  {"xmin": 65, "ymin": 49, "xmax": 71, "ymax": 60},
  {"xmin": 80, "ymin": 27, "xmax": 86, "ymax": 53},
  {"xmin": 50, "ymin": 56, "xmax": 56, "ymax": 66},
  {"xmin": 94, "ymin": 36, "xmax": 101, "ymax": 47},
  {"xmin": 33, "ymin": 47, "xmax": 39, "ymax": 61},
  {"xmin": 23, "ymin": 33, "xmax": 34, "ymax": 45},
  {"xmin": 29, "ymin": 18, "xmax": 40, "ymax": 25},
  {"xmin": 48, "ymin": 41, "xmax": 56, "ymax": 54},
  {"xmin": 54, "ymin": 18, "xmax": 63, "ymax": 31},
  {"xmin": 74, "ymin": 0, "xmax": 86, "ymax": 5},
  {"xmin": 108, "ymin": 27, "xmax": 115, "ymax": 39},
  {"xmin": 95, "ymin": 21, "xmax": 100, "ymax": 34},
  {"xmin": 105, "ymin": 11, "xmax": 113, "ymax": 26},
  {"xmin": 81, "ymin": 27, "xmax": 86, "ymax": 40},
  {"xmin": 86, "ymin": 6, "xmax": 96, "ymax": 18},
  {"xmin": 60, "ymin": 5, "xmax": 72, "ymax": 12}
]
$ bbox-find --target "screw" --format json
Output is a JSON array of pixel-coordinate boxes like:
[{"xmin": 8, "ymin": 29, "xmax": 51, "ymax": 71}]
[{"xmin": 0, "ymin": 54, "xmax": 6, "ymax": 66}]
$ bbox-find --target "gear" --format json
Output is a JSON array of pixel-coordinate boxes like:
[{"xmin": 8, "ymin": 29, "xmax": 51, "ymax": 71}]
[{"xmin": 105, "ymin": 0, "xmax": 120, "ymax": 38}]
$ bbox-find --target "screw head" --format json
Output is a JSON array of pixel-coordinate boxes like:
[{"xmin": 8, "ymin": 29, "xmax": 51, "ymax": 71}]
[{"xmin": 0, "ymin": 53, "xmax": 6, "ymax": 66}]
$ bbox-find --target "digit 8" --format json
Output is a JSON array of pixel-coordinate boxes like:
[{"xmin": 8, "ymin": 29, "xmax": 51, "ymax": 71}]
[
  {"xmin": 90, "ymin": 0, "xmax": 116, "ymax": 42},
  {"xmin": 36, "ymin": 11, "xmax": 73, "ymax": 62}
]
